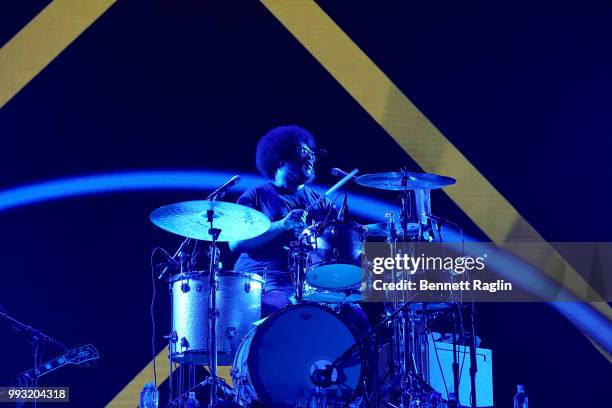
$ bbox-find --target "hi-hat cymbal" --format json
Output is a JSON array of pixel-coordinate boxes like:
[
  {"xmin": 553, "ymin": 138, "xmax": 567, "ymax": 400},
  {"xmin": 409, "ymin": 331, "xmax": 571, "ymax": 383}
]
[
  {"xmin": 365, "ymin": 222, "xmax": 420, "ymax": 238},
  {"xmin": 355, "ymin": 171, "xmax": 456, "ymax": 191},
  {"xmin": 150, "ymin": 200, "xmax": 271, "ymax": 242}
]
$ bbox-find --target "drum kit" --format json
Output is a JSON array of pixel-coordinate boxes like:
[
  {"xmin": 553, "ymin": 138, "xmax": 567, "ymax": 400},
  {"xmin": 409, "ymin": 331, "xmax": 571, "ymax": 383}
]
[{"xmin": 150, "ymin": 169, "xmax": 478, "ymax": 408}]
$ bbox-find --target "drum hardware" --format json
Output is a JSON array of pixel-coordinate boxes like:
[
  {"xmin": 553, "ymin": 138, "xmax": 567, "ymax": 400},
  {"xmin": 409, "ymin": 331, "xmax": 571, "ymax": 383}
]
[
  {"xmin": 232, "ymin": 303, "xmax": 371, "ymax": 407},
  {"xmin": 151, "ymin": 175, "xmax": 271, "ymax": 408},
  {"xmin": 302, "ymin": 220, "xmax": 366, "ymax": 290},
  {"xmin": 365, "ymin": 221, "xmax": 419, "ymax": 240},
  {"xmin": 207, "ymin": 208, "xmax": 224, "ymax": 408},
  {"xmin": 158, "ymin": 237, "xmax": 194, "ymax": 280},
  {"xmin": 289, "ymin": 239, "xmax": 310, "ymax": 304},
  {"xmin": 164, "ymin": 331, "xmax": 179, "ymax": 342},
  {"xmin": 286, "ymin": 167, "xmax": 360, "ymax": 305},
  {"xmin": 149, "ymin": 168, "xmax": 478, "ymax": 408},
  {"xmin": 303, "ymin": 168, "xmax": 359, "ymax": 213},
  {"xmin": 206, "ymin": 175, "xmax": 241, "ymax": 201},
  {"xmin": 308, "ymin": 302, "xmax": 427, "ymax": 408},
  {"xmin": 353, "ymin": 169, "xmax": 467, "ymax": 407}
]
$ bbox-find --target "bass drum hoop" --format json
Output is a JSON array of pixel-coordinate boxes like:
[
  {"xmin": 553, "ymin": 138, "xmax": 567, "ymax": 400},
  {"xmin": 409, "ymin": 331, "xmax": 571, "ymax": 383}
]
[{"xmin": 242, "ymin": 303, "xmax": 368, "ymax": 407}]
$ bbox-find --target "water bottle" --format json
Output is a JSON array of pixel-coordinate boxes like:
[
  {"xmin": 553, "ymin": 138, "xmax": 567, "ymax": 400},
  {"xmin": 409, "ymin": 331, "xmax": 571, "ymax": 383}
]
[
  {"xmin": 138, "ymin": 382, "xmax": 159, "ymax": 408},
  {"xmin": 513, "ymin": 384, "xmax": 528, "ymax": 408},
  {"xmin": 185, "ymin": 391, "xmax": 200, "ymax": 408},
  {"xmin": 294, "ymin": 389, "xmax": 308, "ymax": 407},
  {"xmin": 447, "ymin": 391, "xmax": 457, "ymax": 408}
]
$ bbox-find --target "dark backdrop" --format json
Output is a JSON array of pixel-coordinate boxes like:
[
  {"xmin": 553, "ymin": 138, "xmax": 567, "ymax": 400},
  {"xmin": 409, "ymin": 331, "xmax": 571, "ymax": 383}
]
[{"xmin": 1, "ymin": 1, "xmax": 611, "ymax": 406}]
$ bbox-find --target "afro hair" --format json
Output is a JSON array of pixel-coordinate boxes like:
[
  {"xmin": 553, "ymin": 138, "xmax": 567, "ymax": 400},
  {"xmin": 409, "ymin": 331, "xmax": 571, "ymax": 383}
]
[{"xmin": 255, "ymin": 125, "xmax": 316, "ymax": 179}]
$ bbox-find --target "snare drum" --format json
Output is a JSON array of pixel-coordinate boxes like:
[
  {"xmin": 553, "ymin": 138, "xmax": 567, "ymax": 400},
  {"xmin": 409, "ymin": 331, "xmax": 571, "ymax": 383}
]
[
  {"xmin": 300, "ymin": 281, "xmax": 363, "ymax": 304},
  {"xmin": 302, "ymin": 221, "xmax": 367, "ymax": 290},
  {"xmin": 169, "ymin": 271, "xmax": 263, "ymax": 365}
]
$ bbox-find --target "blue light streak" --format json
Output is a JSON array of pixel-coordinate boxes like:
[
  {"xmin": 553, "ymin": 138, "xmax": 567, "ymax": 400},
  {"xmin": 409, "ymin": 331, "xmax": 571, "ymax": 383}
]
[
  {"xmin": 0, "ymin": 170, "xmax": 392, "ymax": 217},
  {"xmin": 0, "ymin": 170, "xmax": 609, "ymax": 354}
]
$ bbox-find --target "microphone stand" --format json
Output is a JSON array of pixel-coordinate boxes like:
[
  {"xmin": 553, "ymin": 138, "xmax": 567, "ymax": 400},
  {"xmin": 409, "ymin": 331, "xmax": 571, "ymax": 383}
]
[
  {"xmin": 0, "ymin": 309, "xmax": 67, "ymax": 408},
  {"xmin": 158, "ymin": 237, "xmax": 192, "ymax": 280},
  {"xmin": 311, "ymin": 303, "xmax": 412, "ymax": 394},
  {"xmin": 468, "ymin": 304, "xmax": 478, "ymax": 408},
  {"xmin": 205, "ymin": 206, "xmax": 222, "ymax": 408},
  {"xmin": 0, "ymin": 309, "xmax": 66, "ymax": 351}
]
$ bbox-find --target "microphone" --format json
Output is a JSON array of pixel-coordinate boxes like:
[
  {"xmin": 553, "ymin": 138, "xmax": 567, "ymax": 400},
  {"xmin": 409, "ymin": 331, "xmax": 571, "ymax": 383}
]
[
  {"xmin": 425, "ymin": 214, "xmax": 460, "ymax": 229},
  {"xmin": 206, "ymin": 175, "xmax": 241, "ymax": 201},
  {"xmin": 158, "ymin": 238, "xmax": 192, "ymax": 280}
]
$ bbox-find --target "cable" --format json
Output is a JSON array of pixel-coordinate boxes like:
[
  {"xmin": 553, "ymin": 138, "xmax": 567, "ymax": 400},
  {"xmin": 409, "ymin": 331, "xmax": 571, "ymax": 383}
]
[
  {"xmin": 314, "ymin": 191, "xmax": 345, "ymax": 231},
  {"xmin": 150, "ymin": 247, "xmax": 165, "ymax": 388},
  {"xmin": 438, "ymin": 220, "xmax": 469, "ymax": 395},
  {"xmin": 430, "ymin": 331, "xmax": 450, "ymax": 400},
  {"xmin": 33, "ymin": 343, "xmax": 38, "ymax": 408}
]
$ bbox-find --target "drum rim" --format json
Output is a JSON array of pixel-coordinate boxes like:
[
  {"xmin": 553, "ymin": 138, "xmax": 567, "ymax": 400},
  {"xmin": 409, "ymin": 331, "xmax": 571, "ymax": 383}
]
[
  {"xmin": 169, "ymin": 270, "xmax": 264, "ymax": 283},
  {"xmin": 305, "ymin": 261, "xmax": 363, "ymax": 290},
  {"xmin": 245, "ymin": 303, "xmax": 365, "ymax": 406},
  {"xmin": 305, "ymin": 220, "xmax": 367, "ymax": 234}
]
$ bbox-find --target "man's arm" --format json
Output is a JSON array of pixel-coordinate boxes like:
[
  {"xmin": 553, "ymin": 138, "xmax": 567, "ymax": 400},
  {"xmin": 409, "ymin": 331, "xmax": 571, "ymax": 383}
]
[{"xmin": 228, "ymin": 209, "xmax": 307, "ymax": 252}]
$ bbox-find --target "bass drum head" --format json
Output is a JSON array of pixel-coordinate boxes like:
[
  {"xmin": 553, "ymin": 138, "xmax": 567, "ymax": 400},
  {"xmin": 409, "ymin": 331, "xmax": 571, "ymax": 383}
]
[{"xmin": 246, "ymin": 304, "xmax": 365, "ymax": 407}]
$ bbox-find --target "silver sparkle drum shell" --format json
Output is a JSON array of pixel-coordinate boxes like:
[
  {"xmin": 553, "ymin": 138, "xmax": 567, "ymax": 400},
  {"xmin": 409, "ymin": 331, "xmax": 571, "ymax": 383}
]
[{"xmin": 169, "ymin": 271, "xmax": 263, "ymax": 365}]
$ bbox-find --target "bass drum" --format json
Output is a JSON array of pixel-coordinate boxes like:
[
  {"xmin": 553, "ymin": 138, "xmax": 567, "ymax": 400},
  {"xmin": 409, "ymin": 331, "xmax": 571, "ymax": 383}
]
[{"xmin": 232, "ymin": 303, "xmax": 371, "ymax": 407}]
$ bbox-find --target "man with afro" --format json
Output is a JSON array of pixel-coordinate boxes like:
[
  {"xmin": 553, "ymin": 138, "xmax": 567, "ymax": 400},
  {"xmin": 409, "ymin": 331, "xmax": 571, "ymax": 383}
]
[{"xmin": 229, "ymin": 125, "xmax": 336, "ymax": 316}]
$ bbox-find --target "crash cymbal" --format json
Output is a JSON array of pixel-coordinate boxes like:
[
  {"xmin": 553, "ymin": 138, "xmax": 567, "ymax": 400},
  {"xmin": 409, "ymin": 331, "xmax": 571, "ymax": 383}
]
[
  {"xmin": 150, "ymin": 200, "xmax": 271, "ymax": 242},
  {"xmin": 365, "ymin": 222, "xmax": 420, "ymax": 237},
  {"xmin": 355, "ymin": 171, "xmax": 456, "ymax": 191}
]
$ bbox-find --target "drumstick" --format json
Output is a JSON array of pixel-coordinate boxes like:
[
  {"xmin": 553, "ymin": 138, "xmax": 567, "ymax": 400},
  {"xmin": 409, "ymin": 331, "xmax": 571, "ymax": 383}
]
[{"xmin": 305, "ymin": 168, "xmax": 359, "ymax": 212}]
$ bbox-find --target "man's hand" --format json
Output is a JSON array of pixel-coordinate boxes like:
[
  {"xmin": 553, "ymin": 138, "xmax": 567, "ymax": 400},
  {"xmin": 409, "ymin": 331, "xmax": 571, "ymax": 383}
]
[{"xmin": 281, "ymin": 209, "xmax": 308, "ymax": 231}]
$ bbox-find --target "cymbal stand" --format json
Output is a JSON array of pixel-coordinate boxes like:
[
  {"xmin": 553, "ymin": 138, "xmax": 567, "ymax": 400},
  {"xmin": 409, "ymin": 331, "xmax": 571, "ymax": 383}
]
[
  {"xmin": 289, "ymin": 239, "xmax": 309, "ymax": 304},
  {"xmin": 390, "ymin": 173, "xmax": 438, "ymax": 406},
  {"xmin": 206, "ymin": 208, "xmax": 222, "ymax": 408},
  {"xmin": 164, "ymin": 239, "xmax": 196, "ymax": 406}
]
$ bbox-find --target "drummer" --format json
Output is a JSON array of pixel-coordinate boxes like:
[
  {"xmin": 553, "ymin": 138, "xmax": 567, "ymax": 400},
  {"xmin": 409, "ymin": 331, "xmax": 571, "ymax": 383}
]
[{"xmin": 229, "ymin": 125, "xmax": 336, "ymax": 316}]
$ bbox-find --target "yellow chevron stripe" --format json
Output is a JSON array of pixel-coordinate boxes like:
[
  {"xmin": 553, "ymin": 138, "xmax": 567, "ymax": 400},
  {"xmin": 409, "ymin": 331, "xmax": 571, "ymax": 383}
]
[
  {"xmin": 106, "ymin": 349, "xmax": 170, "ymax": 408},
  {"xmin": 106, "ymin": 347, "xmax": 234, "ymax": 407},
  {"xmin": 0, "ymin": 0, "xmax": 116, "ymax": 109},
  {"xmin": 261, "ymin": 0, "xmax": 611, "ymax": 359}
]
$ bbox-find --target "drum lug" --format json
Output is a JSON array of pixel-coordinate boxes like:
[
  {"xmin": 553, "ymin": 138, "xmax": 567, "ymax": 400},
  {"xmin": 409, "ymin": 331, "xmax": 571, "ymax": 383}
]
[
  {"xmin": 163, "ymin": 331, "xmax": 178, "ymax": 343},
  {"xmin": 227, "ymin": 327, "xmax": 238, "ymax": 339},
  {"xmin": 180, "ymin": 337, "xmax": 189, "ymax": 349},
  {"xmin": 244, "ymin": 281, "xmax": 251, "ymax": 293},
  {"xmin": 180, "ymin": 282, "xmax": 190, "ymax": 293},
  {"xmin": 332, "ymin": 248, "xmax": 340, "ymax": 262}
]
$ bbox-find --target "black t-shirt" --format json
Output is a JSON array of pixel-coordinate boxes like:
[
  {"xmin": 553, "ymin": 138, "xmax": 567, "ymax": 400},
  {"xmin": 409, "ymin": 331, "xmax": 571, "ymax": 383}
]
[{"xmin": 233, "ymin": 182, "xmax": 336, "ymax": 288}]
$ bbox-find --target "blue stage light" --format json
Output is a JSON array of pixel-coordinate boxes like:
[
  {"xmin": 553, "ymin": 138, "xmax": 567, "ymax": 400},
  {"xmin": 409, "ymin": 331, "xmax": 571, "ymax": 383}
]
[
  {"xmin": 0, "ymin": 170, "xmax": 609, "ymax": 354},
  {"xmin": 0, "ymin": 170, "xmax": 391, "ymax": 217}
]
